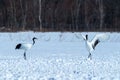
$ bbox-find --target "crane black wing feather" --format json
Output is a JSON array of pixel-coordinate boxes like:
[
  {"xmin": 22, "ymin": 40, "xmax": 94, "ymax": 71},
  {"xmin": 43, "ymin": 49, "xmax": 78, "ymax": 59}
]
[{"xmin": 92, "ymin": 39, "xmax": 100, "ymax": 49}]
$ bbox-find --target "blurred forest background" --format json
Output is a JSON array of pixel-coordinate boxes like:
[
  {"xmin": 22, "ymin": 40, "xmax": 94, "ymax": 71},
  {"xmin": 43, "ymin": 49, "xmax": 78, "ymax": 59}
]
[{"xmin": 0, "ymin": 0, "xmax": 120, "ymax": 32}]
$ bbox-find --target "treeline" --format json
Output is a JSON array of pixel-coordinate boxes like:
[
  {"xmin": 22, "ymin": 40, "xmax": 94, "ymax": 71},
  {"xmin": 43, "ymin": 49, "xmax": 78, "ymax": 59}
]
[{"xmin": 0, "ymin": 0, "xmax": 120, "ymax": 32}]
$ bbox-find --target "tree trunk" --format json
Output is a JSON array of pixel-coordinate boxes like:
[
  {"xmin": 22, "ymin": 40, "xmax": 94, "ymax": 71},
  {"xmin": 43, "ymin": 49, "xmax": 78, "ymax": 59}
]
[
  {"xmin": 22, "ymin": 3, "xmax": 27, "ymax": 30},
  {"xmin": 84, "ymin": 0, "xmax": 89, "ymax": 31},
  {"xmin": 99, "ymin": 0, "xmax": 104, "ymax": 30},
  {"xmin": 75, "ymin": 0, "xmax": 81, "ymax": 31},
  {"xmin": 39, "ymin": 0, "xmax": 42, "ymax": 31},
  {"xmin": 13, "ymin": 0, "xmax": 18, "ymax": 30}
]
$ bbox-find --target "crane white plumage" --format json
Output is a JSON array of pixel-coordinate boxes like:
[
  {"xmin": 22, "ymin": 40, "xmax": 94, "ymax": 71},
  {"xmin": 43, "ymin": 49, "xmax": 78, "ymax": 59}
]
[
  {"xmin": 15, "ymin": 37, "xmax": 37, "ymax": 60},
  {"xmin": 80, "ymin": 33, "xmax": 109, "ymax": 59}
]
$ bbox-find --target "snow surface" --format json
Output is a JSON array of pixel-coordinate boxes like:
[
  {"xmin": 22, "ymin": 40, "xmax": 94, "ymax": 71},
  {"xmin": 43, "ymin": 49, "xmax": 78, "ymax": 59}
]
[{"xmin": 0, "ymin": 32, "xmax": 120, "ymax": 80}]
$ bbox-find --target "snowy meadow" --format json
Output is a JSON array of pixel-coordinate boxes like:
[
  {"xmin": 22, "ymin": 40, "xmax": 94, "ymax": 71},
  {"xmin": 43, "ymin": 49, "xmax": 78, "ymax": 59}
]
[{"xmin": 0, "ymin": 32, "xmax": 120, "ymax": 80}]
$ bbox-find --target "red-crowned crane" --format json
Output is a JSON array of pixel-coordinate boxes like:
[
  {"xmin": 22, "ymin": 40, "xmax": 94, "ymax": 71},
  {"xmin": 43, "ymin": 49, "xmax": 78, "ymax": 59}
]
[
  {"xmin": 81, "ymin": 33, "xmax": 109, "ymax": 60},
  {"xmin": 15, "ymin": 37, "xmax": 37, "ymax": 60}
]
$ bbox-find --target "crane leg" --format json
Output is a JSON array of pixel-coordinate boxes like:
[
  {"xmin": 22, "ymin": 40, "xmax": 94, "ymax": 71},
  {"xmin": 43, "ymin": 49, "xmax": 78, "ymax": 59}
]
[
  {"xmin": 88, "ymin": 53, "xmax": 92, "ymax": 60},
  {"xmin": 24, "ymin": 52, "xmax": 26, "ymax": 60}
]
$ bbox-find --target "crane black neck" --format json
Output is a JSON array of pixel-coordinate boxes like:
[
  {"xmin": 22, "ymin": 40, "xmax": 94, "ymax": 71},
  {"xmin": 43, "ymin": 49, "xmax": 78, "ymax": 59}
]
[{"xmin": 85, "ymin": 35, "xmax": 88, "ymax": 40}]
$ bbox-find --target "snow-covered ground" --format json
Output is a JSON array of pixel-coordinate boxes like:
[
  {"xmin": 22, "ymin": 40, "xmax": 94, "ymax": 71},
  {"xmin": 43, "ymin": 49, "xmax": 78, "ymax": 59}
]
[{"xmin": 0, "ymin": 32, "xmax": 120, "ymax": 80}]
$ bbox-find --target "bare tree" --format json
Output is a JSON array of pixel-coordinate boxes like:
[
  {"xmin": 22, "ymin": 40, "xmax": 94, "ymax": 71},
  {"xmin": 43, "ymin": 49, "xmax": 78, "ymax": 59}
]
[
  {"xmin": 99, "ymin": 0, "xmax": 104, "ymax": 30},
  {"xmin": 84, "ymin": 0, "xmax": 89, "ymax": 30},
  {"xmin": 39, "ymin": 0, "xmax": 42, "ymax": 31},
  {"xmin": 75, "ymin": 0, "xmax": 81, "ymax": 31},
  {"xmin": 33, "ymin": 0, "xmax": 36, "ymax": 29},
  {"xmin": 20, "ymin": 0, "xmax": 27, "ymax": 30},
  {"xmin": 10, "ymin": 0, "xmax": 14, "ymax": 31}
]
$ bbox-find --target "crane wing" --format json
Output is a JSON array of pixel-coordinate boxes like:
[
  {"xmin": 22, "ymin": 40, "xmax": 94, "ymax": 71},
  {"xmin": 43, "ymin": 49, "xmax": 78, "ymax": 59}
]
[
  {"xmin": 92, "ymin": 39, "xmax": 100, "ymax": 49},
  {"xmin": 91, "ymin": 34, "xmax": 109, "ymax": 49},
  {"xmin": 80, "ymin": 33, "xmax": 86, "ymax": 40}
]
